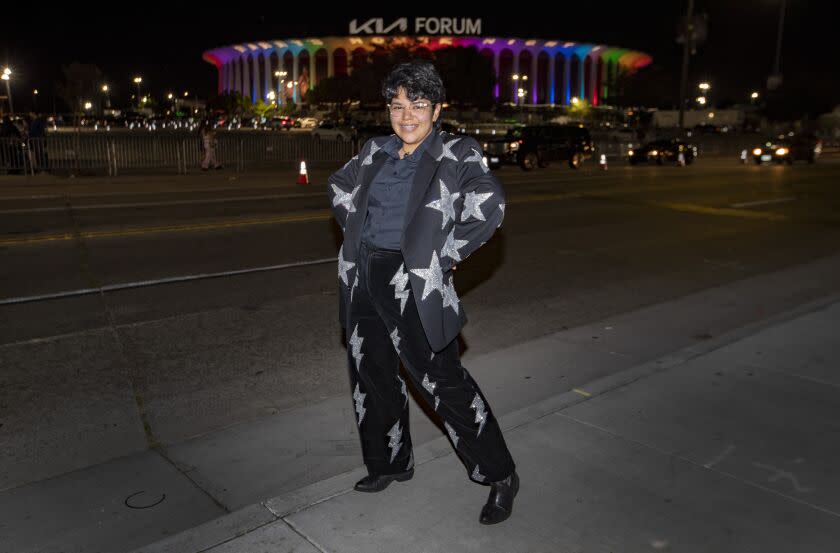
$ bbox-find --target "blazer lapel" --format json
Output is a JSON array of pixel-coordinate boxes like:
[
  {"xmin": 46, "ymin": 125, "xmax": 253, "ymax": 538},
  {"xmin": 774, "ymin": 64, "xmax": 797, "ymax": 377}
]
[
  {"xmin": 348, "ymin": 139, "xmax": 389, "ymax": 252},
  {"xmin": 402, "ymin": 131, "xmax": 445, "ymax": 234}
]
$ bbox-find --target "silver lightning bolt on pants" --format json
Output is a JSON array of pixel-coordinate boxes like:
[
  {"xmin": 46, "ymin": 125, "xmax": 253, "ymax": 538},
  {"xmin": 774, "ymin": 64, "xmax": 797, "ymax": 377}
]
[{"xmin": 346, "ymin": 241, "xmax": 516, "ymax": 482}]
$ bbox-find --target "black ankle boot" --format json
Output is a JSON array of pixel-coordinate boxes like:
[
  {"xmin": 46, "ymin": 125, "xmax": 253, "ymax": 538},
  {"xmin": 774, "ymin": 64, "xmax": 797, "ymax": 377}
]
[
  {"xmin": 354, "ymin": 468, "xmax": 414, "ymax": 493},
  {"xmin": 479, "ymin": 470, "xmax": 519, "ymax": 524}
]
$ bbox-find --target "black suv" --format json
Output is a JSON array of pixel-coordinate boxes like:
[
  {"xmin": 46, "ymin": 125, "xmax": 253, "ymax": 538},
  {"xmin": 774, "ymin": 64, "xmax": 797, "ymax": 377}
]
[{"xmin": 483, "ymin": 124, "xmax": 594, "ymax": 170}]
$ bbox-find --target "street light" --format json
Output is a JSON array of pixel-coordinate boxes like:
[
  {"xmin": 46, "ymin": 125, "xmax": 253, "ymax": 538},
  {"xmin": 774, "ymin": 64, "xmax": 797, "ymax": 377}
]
[
  {"xmin": 2, "ymin": 67, "xmax": 13, "ymax": 115},
  {"xmin": 750, "ymin": 91, "xmax": 759, "ymax": 100},
  {"xmin": 33, "ymin": 88, "xmax": 39, "ymax": 112},
  {"xmin": 133, "ymin": 76, "xmax": 143, "ymax": 108},
  {"xmin": 698, "ymin": 82, "xmax": 710, "ymax": 92},
  {"xmin": 571, "ymin": 96, "xmax": 580, "ymax": 105},
  {"xmin": 275, "ymin": 70, "xmax": 287, "ymax": 101},
  {"xmin": 101, "ymin": 84, "xmax": 110, "ymax": 109},
  {"xmin": 696, "ymin": 96, "xmax": 707, "ymax": 105}
]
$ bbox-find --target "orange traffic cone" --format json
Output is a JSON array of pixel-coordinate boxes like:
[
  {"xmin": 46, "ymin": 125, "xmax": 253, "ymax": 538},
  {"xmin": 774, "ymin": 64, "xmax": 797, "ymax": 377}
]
[
  {"xmin": 297, "ymin": 160, "xmax": 310, "ymax": 185},
  {"xmin": 599, "ymin": 154, "xmax": 608, "ymax": 170}
]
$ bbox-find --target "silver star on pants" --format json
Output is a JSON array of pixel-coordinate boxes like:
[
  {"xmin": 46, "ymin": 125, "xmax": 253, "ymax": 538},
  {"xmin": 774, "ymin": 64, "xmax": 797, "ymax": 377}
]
[
  {"xmin": 470, "ymin": 393, "xmax": 487, "ymax": 436},
  {"xmin": 353, "ymin": 383, "xmax": 366, "ymax": 426},
  {"xmin": 387, "ymin": 421, "xmax": 403, "ymax": 463}
]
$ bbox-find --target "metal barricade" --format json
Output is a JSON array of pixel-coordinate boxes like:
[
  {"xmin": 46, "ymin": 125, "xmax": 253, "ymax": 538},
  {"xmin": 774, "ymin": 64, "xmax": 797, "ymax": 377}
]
[{"xmin": 1, "ymin": 131, "xmax": 357, "ymax": 175}]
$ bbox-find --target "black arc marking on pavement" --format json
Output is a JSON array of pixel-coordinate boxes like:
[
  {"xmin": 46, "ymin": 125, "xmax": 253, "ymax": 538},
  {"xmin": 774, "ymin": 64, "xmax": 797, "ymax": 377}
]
[{"xmin": 125, "ymin": 491, "xmax": 167, "ymax": 509}]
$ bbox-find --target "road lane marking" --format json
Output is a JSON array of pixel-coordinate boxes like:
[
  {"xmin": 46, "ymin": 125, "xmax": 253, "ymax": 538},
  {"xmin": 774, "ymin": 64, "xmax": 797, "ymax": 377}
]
[
  {"xmin": 573, "ymin": 388, "xmax": 592, "ymax": 397},
  {"xmin": 0, "ymin": 257, "xmax": 338, "ymax": 306},
  {"xmin": 652, "ymin": 202, "xmax": 788, "ymax": 221},
  {"xmin": 0, "ymin": 191, "xmax": 324, "ymax": 214},
  {"xmin": 1, "ymin": 187, "xmax": 792, "ymax": 248},
  {"xmin": 0, "ymin": 210, "xmax": 333, "ymax": 246},
  {"xmin": 730, "ymin": 197, "xmax": 796, "ymax": 208}
]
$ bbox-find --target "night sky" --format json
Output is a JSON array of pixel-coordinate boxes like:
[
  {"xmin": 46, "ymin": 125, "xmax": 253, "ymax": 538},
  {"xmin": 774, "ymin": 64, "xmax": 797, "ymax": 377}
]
[{"xmin": 2, "ymin": 2, "xmax": 835, "ymax": 113}]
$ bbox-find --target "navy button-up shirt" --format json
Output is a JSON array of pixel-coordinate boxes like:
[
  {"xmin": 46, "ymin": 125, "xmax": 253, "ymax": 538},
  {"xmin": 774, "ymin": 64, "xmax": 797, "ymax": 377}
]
[{"xmin": 361, "ymin": 133, "xmax": 433, "ymax": 250}]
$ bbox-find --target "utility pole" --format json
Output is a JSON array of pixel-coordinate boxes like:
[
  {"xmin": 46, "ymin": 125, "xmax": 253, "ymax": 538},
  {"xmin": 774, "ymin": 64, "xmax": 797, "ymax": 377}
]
[
  {"xmin": 678, "ymin": 0, "xmax": 695, "ymax": 129},
  {"xmin": 768, "ymin": 0, "xmax": 786, "ymax": 90}
]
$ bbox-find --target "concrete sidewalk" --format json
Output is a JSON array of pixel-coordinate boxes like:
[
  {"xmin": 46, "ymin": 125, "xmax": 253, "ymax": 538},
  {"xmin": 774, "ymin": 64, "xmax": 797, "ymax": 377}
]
[{"xmin": 126, "ymin": 297, "xmax": 840, "ymax": 553}]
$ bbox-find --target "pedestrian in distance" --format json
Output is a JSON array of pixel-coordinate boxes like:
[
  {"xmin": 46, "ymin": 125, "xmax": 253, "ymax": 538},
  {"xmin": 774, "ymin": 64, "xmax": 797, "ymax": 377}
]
[{"xmin": 200, "ymin": 121, "xmax": 221, "ymax": 170}]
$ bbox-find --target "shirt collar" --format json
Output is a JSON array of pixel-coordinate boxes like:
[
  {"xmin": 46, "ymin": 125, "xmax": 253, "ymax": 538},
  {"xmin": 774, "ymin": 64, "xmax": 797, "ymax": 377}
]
[{"xmin": 383, "ymin": 131, "xmax": 435, "ymax": 162}]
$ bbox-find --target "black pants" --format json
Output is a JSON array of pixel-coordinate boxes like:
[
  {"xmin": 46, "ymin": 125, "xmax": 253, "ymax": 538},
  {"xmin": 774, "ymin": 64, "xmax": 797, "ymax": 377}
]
[{"xmin": 347, "ymin": 241, "xmax": 515, "ymax": 483}]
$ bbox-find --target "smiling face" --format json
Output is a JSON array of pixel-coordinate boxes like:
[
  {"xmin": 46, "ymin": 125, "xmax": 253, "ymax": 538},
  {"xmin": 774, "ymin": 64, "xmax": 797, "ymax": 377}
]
[{"xmin": 387, "ymin": 88, "xmax": 441, "ymax": 153}]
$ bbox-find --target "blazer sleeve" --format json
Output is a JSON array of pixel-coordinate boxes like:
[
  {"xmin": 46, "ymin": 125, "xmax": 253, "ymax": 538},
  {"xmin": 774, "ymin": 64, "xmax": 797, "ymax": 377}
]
[
  {"xmin": 451, "ymin": 136, "xmax": 506, "ymax": 263},
  {"xmin": 327, "ymin": 139, "xmax": 369, "ymax": 231}
]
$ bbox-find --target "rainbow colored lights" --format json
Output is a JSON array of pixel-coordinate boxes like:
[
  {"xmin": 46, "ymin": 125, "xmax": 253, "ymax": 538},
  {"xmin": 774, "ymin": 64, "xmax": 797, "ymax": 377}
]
[{"xmin": 203, "ymin": 36, "xmax": 652, "ymax": 106}]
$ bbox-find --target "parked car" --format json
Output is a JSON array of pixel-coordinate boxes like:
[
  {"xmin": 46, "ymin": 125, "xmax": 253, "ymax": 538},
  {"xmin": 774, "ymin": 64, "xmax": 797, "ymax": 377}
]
[
  {"xmin": 266, "ymin": 116, "xmax": 294, "ymax": 130},
  {"xmin": 312, "ymin": 120, "xmax": 354, "ymax": 141},
  {"xmin": 483, "ymin": 124, "xmax": 594, "ymax": 170},
  {"xmin": 628, "ymin": 139, "xmax": 697, "ymax": 165},
  {"xmin": 295, "ymin": 116, "xmax": 319, "ymax": 129},
  {"xmin": 749, "ymin": 134, "xmax": 821, "ymax": 164}
]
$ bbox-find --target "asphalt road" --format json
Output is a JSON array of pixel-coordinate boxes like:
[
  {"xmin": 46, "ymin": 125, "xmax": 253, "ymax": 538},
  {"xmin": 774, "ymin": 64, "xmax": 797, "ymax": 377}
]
[{"xmin": 2, "ymin": 157, "xmax": 839, "ymax": 492}]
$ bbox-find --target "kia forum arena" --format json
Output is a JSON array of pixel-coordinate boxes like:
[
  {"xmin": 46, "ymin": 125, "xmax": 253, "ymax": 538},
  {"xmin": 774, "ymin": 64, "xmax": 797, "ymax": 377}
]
[{"xmin": 203, "ymin": 36, "xmax": 652, "ymax": 106}]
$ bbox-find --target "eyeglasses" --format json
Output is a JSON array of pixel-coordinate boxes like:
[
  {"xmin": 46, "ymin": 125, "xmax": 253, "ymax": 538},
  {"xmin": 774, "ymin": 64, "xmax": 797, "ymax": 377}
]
[{"xmin": 387, "ymin": 102, "xmax": 432, "ymax": 117}]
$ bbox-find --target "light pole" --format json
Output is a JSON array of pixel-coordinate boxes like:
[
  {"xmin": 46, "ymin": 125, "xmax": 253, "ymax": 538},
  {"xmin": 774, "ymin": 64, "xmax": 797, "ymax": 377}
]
[
  {"xmin": 2, "ymin": 67, "xmax": 13, "ymax": 115},
  {"xmin": 101, "ymin": 84, "xmax": 110, "ymax": 109},
  {"xmin": 274, "ymin": 70, "xmax": 287, "ymax": 101},
  {"xmin": 133, "ymin": 76, "xmax": 142, "ymax": 109},
  {"xmin": 33, "ymin": 88, "xmax": 39, "ymax": 112}
]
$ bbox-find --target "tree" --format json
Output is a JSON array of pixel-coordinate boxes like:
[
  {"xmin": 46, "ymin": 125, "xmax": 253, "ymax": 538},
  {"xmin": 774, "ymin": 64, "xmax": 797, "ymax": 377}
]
[
  {"xmin": 434, "ymin": 47, "xmax": 495, "ymax": 109},
  {"xmin": 55, "ymin": 62, "xmax": 105, "ymax": 114}
]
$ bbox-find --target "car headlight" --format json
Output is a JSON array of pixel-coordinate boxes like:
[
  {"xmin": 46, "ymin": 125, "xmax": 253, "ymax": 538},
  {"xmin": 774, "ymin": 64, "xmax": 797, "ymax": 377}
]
[
  {"xmin": 775, "ymin": 147, "xmax": 788, "ymax": 156},
  {"xmin": 650, "ymin": 149, "xmax": 658, "ymax": 156},
  {"xmin": 752, "ymin": 148, "xmax": 762, "ymax": 156}
]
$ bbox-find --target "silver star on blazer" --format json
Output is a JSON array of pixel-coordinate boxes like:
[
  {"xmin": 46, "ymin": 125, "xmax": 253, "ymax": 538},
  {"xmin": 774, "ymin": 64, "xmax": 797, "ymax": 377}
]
[
  {"xmin": 425, "ymin": 179, "xmax": 460, "ymax": 230},
  {"xmin": 441, "ymin": 228, "xmax": 469, "ymax": 263},
  {"xmin": 441, "ymin": 276, "xmax": 460, "ymax": 314},
  {"xmin": 465, "ymin": 147, "xmax": 489, "ymax": 173},
  {"xmin": 390, "ymin": 327, "xmax": 401, "ymax": 354},
  {"xmin": 397, "ymin": 374, "xmax": 408, "ymax": 407},
  {"xmin": 445, "ymin": 421, "xmax": 459, "ymax": 448},
  {"xmin": 337, "ymin": 245, "xmax": 355, "ymax": 286},
  {"xmin": 461, "ymin": 190, "xmax": 493, "ymax": 222},
  {"xmin": 350, "ymin": 272, "xmax": 358, "ymax": 302},
  {"xmin": 471, "ymin": 465, "xmax": 486, "ymax": 482},
  {"xmin": 362, "ymin": 140, "xmax": 381, "ymax": 166},
  {"xmin": 341, "ymin": 155, "xmax": 358, "ymax": 170},
  {"xmin": 330, "ymin": 183, "xmax": 358, "ymax": 213},
  {"xmin": 410, "ymin": 251, "xmax": 445, "ymax": 301},
  {"xmin": 436, "ymin": 137, "xmax": 462, "ymax": 162}
]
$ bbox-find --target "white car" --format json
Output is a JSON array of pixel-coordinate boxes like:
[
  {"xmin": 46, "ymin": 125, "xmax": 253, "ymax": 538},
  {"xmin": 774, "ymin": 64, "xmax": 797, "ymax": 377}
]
[
  {"xmin": 312, "ymin": 121, "xmax": 354, "ymax": 141},
  {"xmin": 296, "ymin": 116, "xmax": 319, "ymax": 129}
]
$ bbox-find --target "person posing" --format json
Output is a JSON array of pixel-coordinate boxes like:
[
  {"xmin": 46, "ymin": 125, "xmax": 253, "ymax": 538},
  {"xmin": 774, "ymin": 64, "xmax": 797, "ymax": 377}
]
[{"xmin": 328, "ymin": 60, "xmax": 518, "ymax": 525}]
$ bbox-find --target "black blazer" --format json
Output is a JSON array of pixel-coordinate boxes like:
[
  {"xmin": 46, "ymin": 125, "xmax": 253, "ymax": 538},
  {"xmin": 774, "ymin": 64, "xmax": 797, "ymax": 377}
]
[{"xmin": 328, "ymin": 130, "xmax": 505, "ymax": 352}]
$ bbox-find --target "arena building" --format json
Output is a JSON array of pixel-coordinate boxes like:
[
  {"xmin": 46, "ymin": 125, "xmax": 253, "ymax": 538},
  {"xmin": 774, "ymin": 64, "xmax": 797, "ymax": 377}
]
[{"xmin": 203, "ymin": 19, "xmax": 651, "ymax": 107}]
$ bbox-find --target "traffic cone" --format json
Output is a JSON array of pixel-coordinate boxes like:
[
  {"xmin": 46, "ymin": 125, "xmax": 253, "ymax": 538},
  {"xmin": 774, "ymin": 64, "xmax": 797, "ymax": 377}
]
[
  {"xmin": 297, "ymin": 160, "xmax": 310, "ymax": 185},
  {"xmin": 599, "ymin": 154, "xmax": 608, "ymax": 170}
]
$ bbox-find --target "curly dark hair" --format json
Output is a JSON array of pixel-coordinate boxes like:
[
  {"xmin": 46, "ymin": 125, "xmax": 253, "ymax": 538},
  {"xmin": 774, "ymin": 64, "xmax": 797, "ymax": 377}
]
[{"xmin": 381, "ymin": 60, "xmax": 446, "ymax": 105}]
